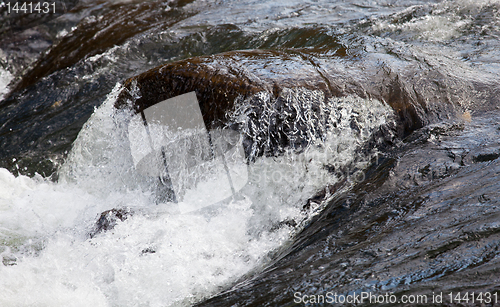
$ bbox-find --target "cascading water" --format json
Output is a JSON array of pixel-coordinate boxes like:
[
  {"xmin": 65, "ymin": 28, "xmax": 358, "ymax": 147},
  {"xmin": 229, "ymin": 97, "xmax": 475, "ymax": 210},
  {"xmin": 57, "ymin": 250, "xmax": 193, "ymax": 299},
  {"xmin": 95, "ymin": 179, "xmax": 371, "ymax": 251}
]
[
  {"xmin": 1, "ymin": 0, "xmax": 499, "ymax": 305},
  {"xmin": 0, "ymin": 81, "xmax": 394, "ymax": 305}
]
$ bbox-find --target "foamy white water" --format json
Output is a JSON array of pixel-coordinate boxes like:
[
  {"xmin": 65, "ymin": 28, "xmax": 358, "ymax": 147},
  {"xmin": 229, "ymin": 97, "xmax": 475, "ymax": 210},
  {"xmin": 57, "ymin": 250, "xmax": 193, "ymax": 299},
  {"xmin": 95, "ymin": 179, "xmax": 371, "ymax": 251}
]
[
  {"xmin": 0, "ymin": 83, "xmax": 394, "ymax": 306},
  {"xmin": 371, "ymin": 0, "xmax": 500, "ymax": 42}
]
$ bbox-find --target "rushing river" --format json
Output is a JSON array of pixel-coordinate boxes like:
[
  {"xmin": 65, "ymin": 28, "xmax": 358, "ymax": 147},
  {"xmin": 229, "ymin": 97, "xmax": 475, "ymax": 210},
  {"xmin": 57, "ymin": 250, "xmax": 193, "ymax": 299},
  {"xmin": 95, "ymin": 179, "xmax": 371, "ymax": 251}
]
[{"xmin": 1, "ymin": 0, "xmax": 499, "ymax": 306}]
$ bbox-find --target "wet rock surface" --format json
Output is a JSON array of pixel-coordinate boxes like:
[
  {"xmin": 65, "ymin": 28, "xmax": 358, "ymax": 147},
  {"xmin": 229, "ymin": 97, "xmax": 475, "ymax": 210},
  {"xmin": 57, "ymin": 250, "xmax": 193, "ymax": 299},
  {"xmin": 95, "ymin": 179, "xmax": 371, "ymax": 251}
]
[
  {"xmin": 89, "ymin": 208, "xmax": 132, "ymax": 239},
  {"xmin": 4, "ymin": 0, "xmax": 197, "ymax": 94},
  {"xmin": 114, "ymin": 47, "xmax": 493, "ymax": 162}
]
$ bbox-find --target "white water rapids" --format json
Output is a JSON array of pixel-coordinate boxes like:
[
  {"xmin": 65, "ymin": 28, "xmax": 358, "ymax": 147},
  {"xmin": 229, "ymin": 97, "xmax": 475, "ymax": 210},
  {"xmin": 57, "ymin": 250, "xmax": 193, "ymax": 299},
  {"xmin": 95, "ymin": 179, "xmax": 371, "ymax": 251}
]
[{"xmin": 0, "ymin": 84, "xmax": 393, "ymax": 306}]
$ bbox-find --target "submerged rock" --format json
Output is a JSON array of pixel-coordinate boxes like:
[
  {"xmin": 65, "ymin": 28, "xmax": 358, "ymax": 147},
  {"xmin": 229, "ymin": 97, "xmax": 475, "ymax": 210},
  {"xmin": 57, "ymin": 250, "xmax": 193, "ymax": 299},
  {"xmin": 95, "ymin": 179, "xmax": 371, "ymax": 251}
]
[{"xmin": 89, "ymin": 208, "xmax": 132, "ymax": 238}]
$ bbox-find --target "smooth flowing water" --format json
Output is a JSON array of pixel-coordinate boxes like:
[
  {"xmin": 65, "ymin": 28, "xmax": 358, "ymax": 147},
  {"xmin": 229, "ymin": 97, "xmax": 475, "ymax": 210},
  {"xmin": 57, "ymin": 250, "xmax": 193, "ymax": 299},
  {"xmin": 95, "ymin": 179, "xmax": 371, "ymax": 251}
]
[{"xmin": 0, "ymin": 0, "xmax": 499, "ymax": 306}]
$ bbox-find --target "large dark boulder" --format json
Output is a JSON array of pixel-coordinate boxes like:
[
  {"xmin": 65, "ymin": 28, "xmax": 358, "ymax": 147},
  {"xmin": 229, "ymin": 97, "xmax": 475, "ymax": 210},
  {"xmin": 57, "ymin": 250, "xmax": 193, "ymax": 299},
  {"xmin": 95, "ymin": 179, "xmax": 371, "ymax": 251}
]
[
  {"xmin": 115, "ymin": 47, "xmax": 485, "ymax": 138},
  {"xmin": 114, "ymin": 48, "xmax": 478, "ymax": 159}
]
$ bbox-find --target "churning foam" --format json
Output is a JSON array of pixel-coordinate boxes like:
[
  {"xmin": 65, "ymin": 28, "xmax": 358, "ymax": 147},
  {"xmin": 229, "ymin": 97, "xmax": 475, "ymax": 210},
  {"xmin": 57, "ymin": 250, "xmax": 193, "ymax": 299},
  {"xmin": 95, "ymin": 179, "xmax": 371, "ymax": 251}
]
[
  {"xmin": 371, "ymin": 0, "xmax": 500, "ymax": 42},
  {"xmin": 0, "ymin": 84, "xmax": 394, "ymax": 306}
]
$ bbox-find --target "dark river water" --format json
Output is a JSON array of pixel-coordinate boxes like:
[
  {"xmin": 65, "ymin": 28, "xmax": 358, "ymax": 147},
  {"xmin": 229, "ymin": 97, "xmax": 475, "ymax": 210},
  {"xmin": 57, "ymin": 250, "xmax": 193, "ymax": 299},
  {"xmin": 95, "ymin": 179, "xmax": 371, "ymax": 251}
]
[{"xmin": 1, "ymin": 0, "xmax": 499, "ymax": 306}]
